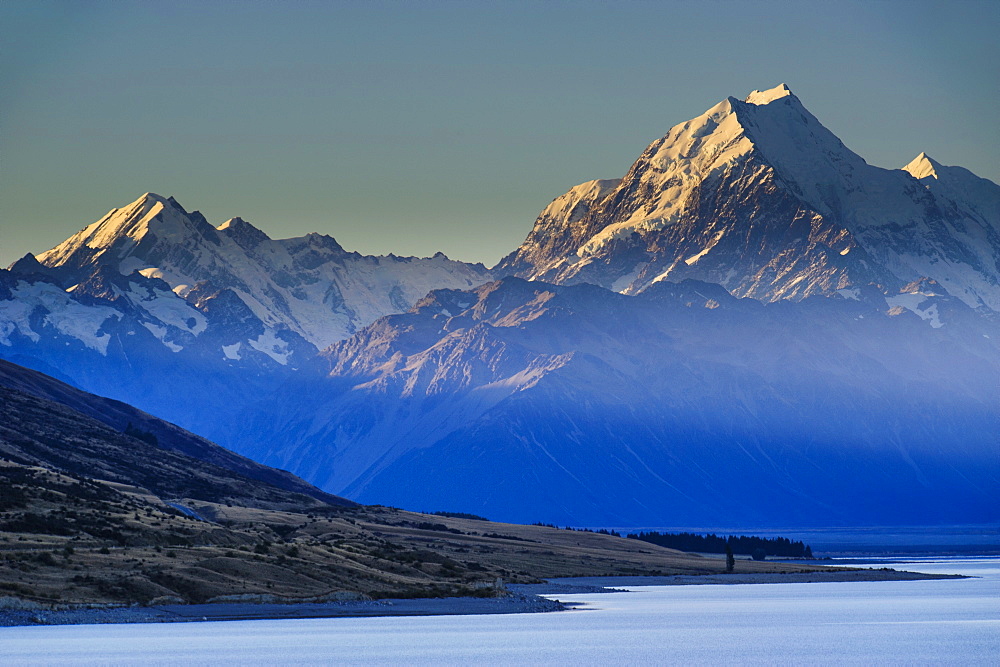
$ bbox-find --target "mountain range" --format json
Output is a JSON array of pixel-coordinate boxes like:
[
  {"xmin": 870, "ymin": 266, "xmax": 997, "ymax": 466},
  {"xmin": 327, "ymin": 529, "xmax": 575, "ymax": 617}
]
[
  {"xmin": 2, "ymin": 83, "xmax": 998, "ymax": 528},
  {"xmin": 1, "ymin": 194, "xmax": 489, "ymax": 432}
]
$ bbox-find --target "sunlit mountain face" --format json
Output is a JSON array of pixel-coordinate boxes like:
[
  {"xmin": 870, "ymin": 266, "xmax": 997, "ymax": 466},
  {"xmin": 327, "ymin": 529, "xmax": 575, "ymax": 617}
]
[
  {"xmin": 497, "ymin": 84, "xmax": 1000, "ymax": 314},
  {"xmin": 2, "ymin": 85, "xmax": 999, "ymax": 527}
]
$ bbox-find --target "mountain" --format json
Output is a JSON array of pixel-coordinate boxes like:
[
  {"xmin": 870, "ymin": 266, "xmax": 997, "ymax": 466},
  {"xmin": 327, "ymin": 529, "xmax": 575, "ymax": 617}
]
[
  {"xmin": 496, "ymin": 84, "xmax": 1000, "ymax": 314},
  {"xmin": 34, "ymin": 193, "xmax": 492, "ymax": 352},
  {"xmin": 229, "ymin": 277, "xmax": 1000, "ymax": 527},
  {"xmin": 0, "ymin": 358, "xmax": 350, "ymax": 508},
  {"xmin": 213, "ymin": 86, "xmax": 1000, "ymax": 527},
  {"xmin": 3, "ymin": 85, "xmax": 998, "ymax": 530},
  {"xmin": 0, "ymin": 193, "xmax": 490, "ymax": 434}
]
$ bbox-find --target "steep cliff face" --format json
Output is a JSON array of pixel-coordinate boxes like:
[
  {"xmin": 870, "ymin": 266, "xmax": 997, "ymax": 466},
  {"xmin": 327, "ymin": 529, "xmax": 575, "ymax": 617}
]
[
  {"xmin": 496, "ymin": 179, "xmax": 623, "ymax": 280},
  {"xmin": 497, "ymin": 84, "xmax": 1000, "ymax": 313}
]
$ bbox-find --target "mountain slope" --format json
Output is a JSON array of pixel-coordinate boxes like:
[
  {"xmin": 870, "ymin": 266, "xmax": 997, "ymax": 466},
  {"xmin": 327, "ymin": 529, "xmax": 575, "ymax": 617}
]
[
  {"xmin": 496, "ymin": 84, "xmax": 1000, "ymax": 313},
  {"xmin": 0, "ymin": 358, "xmax": 350, "ymax": 508},
  {"xmin": 229, "ymin": 277, "xmax": 1000, "ymax": 526}
]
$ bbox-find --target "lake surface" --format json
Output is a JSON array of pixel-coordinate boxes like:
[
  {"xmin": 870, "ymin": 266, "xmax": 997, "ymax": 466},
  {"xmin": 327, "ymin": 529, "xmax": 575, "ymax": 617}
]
[{"xmin": 3, "ymin": 557, "xmax": 998, "ymax": 665}]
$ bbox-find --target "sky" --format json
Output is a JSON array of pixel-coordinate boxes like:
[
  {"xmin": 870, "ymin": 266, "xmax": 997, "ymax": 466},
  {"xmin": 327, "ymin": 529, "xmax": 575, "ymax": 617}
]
[{"xmin": 2, "ymin": 0, "xmax": 998, "ymax": 268}]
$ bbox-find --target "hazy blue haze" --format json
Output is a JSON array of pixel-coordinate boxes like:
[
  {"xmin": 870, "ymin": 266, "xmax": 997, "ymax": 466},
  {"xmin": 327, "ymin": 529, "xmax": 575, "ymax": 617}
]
[
  {"xmin": 2, "ymin": 557, "xmax": 997, "ymax": 664},
  {"xmin": 2, "ymin": 0, "xmax": 998, "ymax": 267}
]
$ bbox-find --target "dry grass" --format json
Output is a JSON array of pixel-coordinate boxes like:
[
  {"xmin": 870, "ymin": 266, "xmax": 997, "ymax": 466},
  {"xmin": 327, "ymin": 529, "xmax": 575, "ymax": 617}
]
[{"xmin": 0, "ymin": 462, "xmax": 825, "ymax": 607}]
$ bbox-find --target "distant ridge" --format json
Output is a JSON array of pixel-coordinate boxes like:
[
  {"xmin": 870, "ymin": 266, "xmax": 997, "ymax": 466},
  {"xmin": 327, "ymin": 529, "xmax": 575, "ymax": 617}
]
[
  {"xmin": 31, "ymin": 191, "xmax": 492, "ymax": 352},
  {"xmin": 231, "ymin": 275, "xmax": 1000, "ymax": 526}
]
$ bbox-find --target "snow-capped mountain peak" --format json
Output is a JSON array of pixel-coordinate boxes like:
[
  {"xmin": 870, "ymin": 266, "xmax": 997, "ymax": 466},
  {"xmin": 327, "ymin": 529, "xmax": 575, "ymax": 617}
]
[
  {"xmin": 217, "ymin": 216, "xmax": 263, "ymax": 234},
  {"xmin": 217, "ymin": 216, "xmax": 271, "ymax": 250},
  {"xmin": 744, "ymin": 82, "xmax": 794, "ymax": 105},
  {"xmin": 902, "ymin": 152, "xmax": 939, "ymax": 179},
  {"xmin": 498, "ymin": 85, "xmax": 1000, "ymax": 314},
  {"xmin": 36, "ymin": 192, "xmax": 212, "ymax": 270},
  {"xmin": 902, "ymin": 153, "xmax": 1000, "ymax": 237}
]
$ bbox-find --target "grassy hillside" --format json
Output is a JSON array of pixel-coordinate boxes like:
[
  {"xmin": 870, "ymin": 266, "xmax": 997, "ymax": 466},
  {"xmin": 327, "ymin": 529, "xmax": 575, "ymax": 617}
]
[
  {"xmin": 0, "ymin": 359, "xmax": 824, "ymax": 607},
  {"xmin": 0, "ymin": 461, "xmax": 821, "ymax": 606}
]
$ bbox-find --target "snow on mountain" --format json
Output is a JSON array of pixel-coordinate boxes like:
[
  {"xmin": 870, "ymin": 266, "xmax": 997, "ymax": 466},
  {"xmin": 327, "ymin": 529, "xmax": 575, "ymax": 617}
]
[
  {"xmin": 903, "ymin": 152, "xmax": 940, "ymax": 181},
  {"xmin": 744, "ymin": 82, "xmax": 794, "ymax": 105},
  {"xmin": 496, "ymin": 84, "xmax": 1000, "ymax": 314},
  {"xmin": 0, "ymin": 277, "xmax": 121, "ymax": 354},
  {"xmin": 27, "ymin": 193, "xmax": 491, "ymax": 357}
]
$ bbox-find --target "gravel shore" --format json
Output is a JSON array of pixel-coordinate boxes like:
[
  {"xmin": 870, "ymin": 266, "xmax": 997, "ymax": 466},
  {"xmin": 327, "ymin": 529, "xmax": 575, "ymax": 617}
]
[
  {"xmin": 0, "ymin": 568, "xmax": 962, "ymax": 627},
  {"xmin": 0, "ymin": 593, "xmax": 564, "ymax": 628}
]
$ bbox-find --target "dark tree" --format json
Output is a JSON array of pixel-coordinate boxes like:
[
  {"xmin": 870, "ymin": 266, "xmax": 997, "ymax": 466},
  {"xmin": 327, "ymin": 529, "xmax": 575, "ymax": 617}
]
[
  {"xmin": 752, "ymin": 547, "xmax": 767, "ymax": 561},
  {"xmin": 725, "ymin": 543, "xmax": 735, "ymax": 572},
  {"xmin": 627, "ymin": 531, "xmax": 811, "ymax": 558}
]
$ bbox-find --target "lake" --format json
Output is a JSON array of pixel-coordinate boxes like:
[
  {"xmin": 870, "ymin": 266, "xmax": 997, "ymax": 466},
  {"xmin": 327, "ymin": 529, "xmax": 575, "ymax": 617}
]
[{"xmin": 2, "ymin": 556, "xmax": 998, "ymax": 665}]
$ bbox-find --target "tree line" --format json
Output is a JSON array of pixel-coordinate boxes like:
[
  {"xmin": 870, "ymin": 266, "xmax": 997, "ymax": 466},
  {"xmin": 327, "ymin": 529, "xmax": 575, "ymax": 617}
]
[{"xmin": 626, "ymin": 531, "xmax": 813, "ymax": 558}]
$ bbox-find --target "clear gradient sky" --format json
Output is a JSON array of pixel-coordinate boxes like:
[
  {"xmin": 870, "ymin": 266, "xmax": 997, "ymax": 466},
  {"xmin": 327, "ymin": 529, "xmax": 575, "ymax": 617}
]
[{"xmin": 2, "ymin": 0, "xmax": 998, "ymax": 268}]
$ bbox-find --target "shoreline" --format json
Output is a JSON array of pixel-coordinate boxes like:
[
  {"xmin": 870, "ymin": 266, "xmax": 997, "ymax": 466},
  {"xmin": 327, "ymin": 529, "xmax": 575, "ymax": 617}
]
[
  {"xmin": 516, "ymin": 568, "xmax": 965, "ymax": 594},
  {"xmin": 0, "ymin": 593, "xmax": 565, "ymax": 628},
  {"xmin": 0, "ymin": 569, "xmax": 964, "ymax": 628}
]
